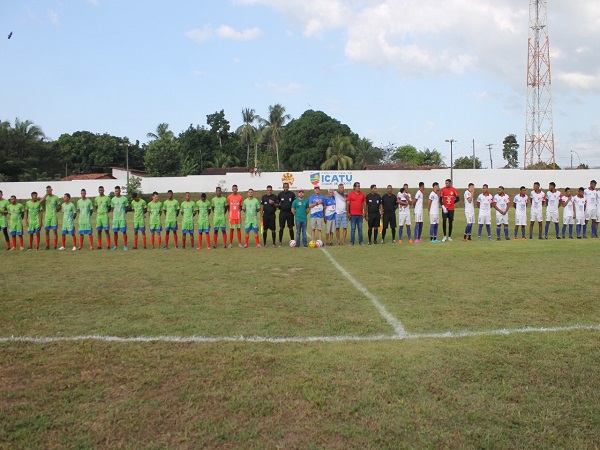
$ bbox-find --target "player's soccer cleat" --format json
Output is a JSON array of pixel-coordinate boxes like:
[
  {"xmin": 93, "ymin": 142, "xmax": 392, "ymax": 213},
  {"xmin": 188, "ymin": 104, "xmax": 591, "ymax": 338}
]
[
  {"xmin": 477, "ymin": 237, "xmax": 481, "ymax": 241},
  {"xmin": 238, "ymin": 244, "xmax": 243, "ymax": 248},
  {"xmin": 447, "ymin": 237, "xmax": 452, "ymax": 242},
  {"xmin": 45, "ymin": 246, "xmax": 50, "ymax": 250},
  {"xmin": 409, "ymin": 239, "xmax": 414, "ymax": 244},
  {"xmin": 72, "ymin": 246, "xmax": 77, "ymax": 251},
  {"xmin": 58, "ymin": 246, "xmax": 65, "ymax": 251},
  {"xmin": 123, "ymin": 246, "xmax": 128, "ymax": 251},
  {"xmin": 196, "ymin": 247, "xmax": 202, "ymax": 250},
  {"xmin": 242, "ymin": 245, "xmax": 248, "ymax": 248},
  {"xmin": 556, "ymin": 236, "xmax": 561, "ymax": 239},
  {"xmin": 488, "ymin": 237, "xmax": 493, "ymax": 241},
  {"xmin": 505, "ymin": 237, "xmax": 510, "ymax": 240},
  {"xmin": 89, "ymin": 246, "xmax": 94, "ymax": 250},
  {"xmin": 497, "ymin": 237, "xmax": 501, "ymax": 241},
  {"xmin": 397, "ymin": 239, "xmax": 402, "ymax": 244},
  {"xmin": 111, "ymin": 246, "xmax": 117, "ymax": 251},
  {"xmin": 97, "ymin": 247, "xmax": 102, "ymax": 250},
  {"xmin": 522, "ymin": 237, "xmax": 526, "ymax": 240},
  {"xmin": 257, "ymin": 245, "xmax": 262, "ymax": 248},
  {"xmin": 19, "ymin": 247, "xmax": 24, "ymax": 251},
  {"xmin": 514, "ymin": 237, "xmax": 518, "ymax": 240},
  {"xmin": 78, "ymin": 247, "xmax": 82, "ymax": 250},
  {"xmin": 442, "ymin": 236, "xmax": 447, "ymax": 242},
  {"xmin": 27, "ymin": 248, "xmax": 32, "ymax": 251}
]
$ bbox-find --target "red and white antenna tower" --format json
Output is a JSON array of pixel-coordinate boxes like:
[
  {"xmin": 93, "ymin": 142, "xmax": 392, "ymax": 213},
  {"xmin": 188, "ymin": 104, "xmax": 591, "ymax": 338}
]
[{"xmin": 524, "ymin": 0, "xmax": 555, "ymax": 168}]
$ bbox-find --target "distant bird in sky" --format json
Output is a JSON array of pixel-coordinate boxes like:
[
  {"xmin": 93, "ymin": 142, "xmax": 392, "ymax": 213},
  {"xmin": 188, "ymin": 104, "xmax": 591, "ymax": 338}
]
[{"xmin": 8, "ymin": 32, "xmax": 12, "ymax": 39}]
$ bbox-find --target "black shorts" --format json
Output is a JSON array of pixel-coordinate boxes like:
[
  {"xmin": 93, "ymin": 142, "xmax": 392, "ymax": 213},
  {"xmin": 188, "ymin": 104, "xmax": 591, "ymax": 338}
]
[
  {"xmin": 279, "ymin": 210, "xmax": 294, "ymax": 229},
  {"xmin": 383, "ymin": 213, "xmax": 396, "ymax": 229},
  {"xmin": 368, "ymin": 214, "xmax": 380, "ymax": 229},
  {"xmin": 442, "ymin": 210, "xmax": 455, "ymax": 221},
  {"xmin": 263, "ymin": 213, "xmax": 276, "ymax": 231}
]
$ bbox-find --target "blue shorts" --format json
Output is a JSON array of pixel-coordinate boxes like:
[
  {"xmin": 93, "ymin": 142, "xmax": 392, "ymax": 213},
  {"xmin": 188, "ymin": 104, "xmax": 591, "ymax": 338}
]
[
  {"xmin": 62, "ymin": 229, "xmax": 75, "ymax": 235},
  {"xmin": 79, "ymin": 230, "xmax": 92, "ymax": 235},
  {"xmin": 150, "ymin": 226, "xmax": 162, "ymax": 233},
  {"xmin": 245, "ymin": 226, "xmax": 259, "ymax": 233},
  {"xmin": 182, "ymin": 229, "xmax": 194, "ymax": 234},
  {"xmin": 45, "ymin": 225, "xmax": 58, "ymax": 231},
  {"xmin": 10, "ymin": 230, "xmax": 23, "ymax": 237},
  {"xmin": 112, "ymin": 226, "xmax": 127, "ymax": 233},
  {"xmin": 198, "ymin": 228, "xmax": 210, "ymax": 234},
  {"xmin": 213, "ymin": 226, "xmax": 226, "ymax": 232},
  {"xmin": 96, "ymin": 225, "xmax": 109, "ymax": 231},
  {"xmin": 335, "ymin": 214, "xmax": 348, "ymax": 229},
  {"xmin": 165, "ymin": 226, "xmax": 178, "ymax": 232},
  {"xmin": 134, "ymin": 226, "xmax": 146, "ymax": 232},
  {"xmin": 28, "ymin": 227, "xmax": 41, "ymax": 235}
]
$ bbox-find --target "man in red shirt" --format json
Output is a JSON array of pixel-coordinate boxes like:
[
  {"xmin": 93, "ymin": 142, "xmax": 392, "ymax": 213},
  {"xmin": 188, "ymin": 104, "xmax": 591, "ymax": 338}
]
[
  {"xmin": 227, "ymin": 184, "xmax": 244, "ymax": 247},
  {"xmin": 440, "ymin": 178, "xmax": 459, "ymax": 241},
  {"xmin": 346, "ymin": 181, "xmax": 366, "ymax": 246}
]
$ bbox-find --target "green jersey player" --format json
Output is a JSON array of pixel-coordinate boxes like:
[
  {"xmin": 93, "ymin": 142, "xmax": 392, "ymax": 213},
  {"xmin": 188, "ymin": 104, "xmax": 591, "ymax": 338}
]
[
  {"xmin": 59, "ymin": 193, "xmax": 77, "ymax": 251},
  {"xmin": 0, "ymin": 190, "xmax": 10, "ymax": 250},
  {"xmin": 131, "ymin": 192, "xmax": 147, "ymax": 249},
  {"xmin": 211, "ymin": 186, "xmax": 228, "ymax": 248},
  {"xmin": 7, "ymin": 195, "xmax": 24, "ymax": 251},
  {"xmin": 111, "ymin": 186, "xmax": 129, "ymax": 250},
  {"xmin": 77, "ymin": 189, "xmax": 94, "ymax": 250},
  {"xmin": 41, "ymin": 185, "xmax": 61, "ymax": 250},
  {"xmin": 25, "ymin": 191, "xmax": 42, "ymax": 250},
  {"xmin": 196, "ymin": 193, "xmax": 212, "ymax": 250},
  {"xmin": 147, "ymin": 191, "xmax": 162, "ymax": 248},
  {"xmin": 242, "ymin": 189, "xmax": 261, "ymax": 248},
  {"xmin": 95, "ymin": 186, "xmax": 111, "ymax": 249},
  {"xmin": 162, "ymin": 190, "xmax": 179, "ymax": 249},
  {"xmin": 180, "ymin": 192, "xmax": 197, "ymax": 249}
]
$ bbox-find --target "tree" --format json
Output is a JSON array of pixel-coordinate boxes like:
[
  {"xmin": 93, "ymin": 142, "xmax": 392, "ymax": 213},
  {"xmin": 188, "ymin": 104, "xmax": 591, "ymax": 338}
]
[
  {"xmin": 258, "ymin": 104, "xmax": 291, "ymax": 170},
  {"xmin": 147, "ymin": 123, "xmax": 174, "ymax": 142},
  {"xmin": 206, "ymin": 110, "xmax": 231, "ymax": 148},
  {"xmin": 392, "ymin": 145, "xmax": 423, "ymax": 166},
  {"xmin": 207, "ymin": 152, "xmax": 238, "ymax": 169},
  {"xmin": 178, "ymin": 125, "xmax": 215, "ymax": 174},
  {"xmin": 422, "ymin": 148, "xmax": 445, "ymax": 167},
  {"xmin": 353, "ymin": 138, "xmax": 382, "ymax": 169},
  {"xmin": 321, "ymin": 135, "xmax": 355, "ymax": 170},
  {"xmin": 144, "ymin": 139, "xmax": 181, "ymax": 176},
  {"xmin": 236, "ymin": 108, "xmax": 256, "ymax": 168},
  {"xmin": 453, "ymin": 156, "xmax": 482, "ymax": 169},
  {"xmin": 502, "ymin": 134, "xmax": 519, "ymax": 168},
  {"xmin": 526, "ymin": 161, "xmax": 561, "ymax": 170}
]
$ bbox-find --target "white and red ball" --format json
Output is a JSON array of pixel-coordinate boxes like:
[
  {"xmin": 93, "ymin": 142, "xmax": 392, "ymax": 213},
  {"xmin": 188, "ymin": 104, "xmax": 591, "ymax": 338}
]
[
  {"xmin": 289, "ymin": 240, "xmax": 297, "ymax": 247},
  {"xmin": 315, "ymin": 240, "xmax": 323, "ymax": 248}
]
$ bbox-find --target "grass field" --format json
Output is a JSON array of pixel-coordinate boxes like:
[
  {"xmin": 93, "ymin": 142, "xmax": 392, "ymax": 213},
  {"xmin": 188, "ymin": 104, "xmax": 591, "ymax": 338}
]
[{"xmin": 1, "ymin": 210, "xmax": 599, "ymax": 448}]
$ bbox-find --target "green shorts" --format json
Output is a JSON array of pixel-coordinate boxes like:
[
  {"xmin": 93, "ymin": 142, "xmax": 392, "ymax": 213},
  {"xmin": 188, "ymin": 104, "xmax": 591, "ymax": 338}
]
[
  {"xmin": 182, "ymin": 219, "xmax": 194, "ymax": 233},
  {"xmin": 213, "ymin": 216, "xmax": 226, "ymax": 229},
  {"xmin": 10, "ymin": 223, "xmax": 23, "ymax": 233},
  {"xmin": 79, "ymin": 222, "xmax": 92, "ymax": 233},
  {"xmin": 112, "ymin": 220, "xmax": 127, "ymax": 232},
  {"xmin": 165, "ymin": 220, "xmax": 178, "ymax": 231},
  {"xmin": 44, "ymin": 215, "xmax": 58, "ymax": 229},
  {"xmin": 197, "ymin": 219, "xmax": 210, "ymax": 232},
  {"xmin": 133, "ymin": 220, "xmax": 146, "ymax": 230},
  {"xmin": 28, "ymin": 220, "xmax": 41, "ymax": 233},
  {"xmin": 96, "ymin": 215, "xmax": 109, "ymax": 231}
]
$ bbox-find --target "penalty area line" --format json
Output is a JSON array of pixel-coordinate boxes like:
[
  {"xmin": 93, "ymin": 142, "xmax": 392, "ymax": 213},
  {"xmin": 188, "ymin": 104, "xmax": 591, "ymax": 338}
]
[{"xmin": 0, "ymin": 325, "xmax": 598, "ymax": 345}]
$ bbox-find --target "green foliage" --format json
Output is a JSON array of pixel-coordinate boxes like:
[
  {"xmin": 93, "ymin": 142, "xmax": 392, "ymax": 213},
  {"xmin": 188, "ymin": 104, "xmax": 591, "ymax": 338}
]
[
  {"xmin": 177, "ymin": 125, "xmax": 214, "ymax": 175},
  {"xmin": 353, "ymin": 138, "xmax": 382, "ymax": 169},
  {"xmin": 125, "ymin": 176, "xmax": 142, "ymax": 200},
  {"xmin": 453, "ymin": 156, "xmax": 482, "ymax": 169},
  {"xmin": 527, "ymin": 161, "xmax": 561, "ymax": 170},
  {"xmin": 258, "ymin": 104, "xmax": 291, "ymax": 170},
  {"xmin": 392, "ymin": 145, "xmax": 423, "ymax": 166},
  {"xmin": 422, "ymin": 148, "xmax": 445, "ymax": 167},
  {"xmin": 206, "ymin": 110, "xmax": 231, "ymax": 148},
  {"xmin": 144, "ymin": 139, "xmax": 181, "ymax": 176},
  {"xmin": 502, "ymin": 134, "xmax": 519, "ymax": 168},
  {"xmin": 236, "ymin": 108, "xmax": 257, "ymax": 168},
  {"xmin": 321, "ymin": 135, "xmax": 355, "ymax": 170}
]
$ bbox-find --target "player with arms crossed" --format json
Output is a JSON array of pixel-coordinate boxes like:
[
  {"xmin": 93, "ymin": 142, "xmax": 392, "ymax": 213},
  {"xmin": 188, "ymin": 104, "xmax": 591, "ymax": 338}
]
[
  {"xmin": 59, "ymin": 193, "xmax": 77, "ymax": 251},
  {"xmin": 477, "ymin": 184, "xmax": 494, "ymax": 241},
  {"xmin": 111, "ymin": 186, "xmax": 129, "ymax": 251},
  {"xmin": 260, "ymin": 185, "xmax": 279, "ymax": 248},
  {"xmin": 77, "ymin": 189, "xmax": 94, "ymax": 250},
  {"xmin": 162, "ymin": 189, "xmax": 180, "ymax": 249},
  {"xmin": 277, "ymin": 182, "xmax": 296, "ymax": 247},
  {"xmin": 513, "ymin": 186, "xmax": 529, "ymax": 240},
  {"xmin": 7, "ymin": 195, "xmax": 24, "ymax": 250},
  {"xmin": 397, "ymin": 187, "xmax": 412, "ymax": 244},
  {"xmin": 131, "ymin": 192, "xmax": 147, "ymax": 249},
  {"xmin": 242, "ymin": 189, "xmax": 261, "ymax": 248},
  {"xmin": 25, "ymin": 191, "xmax": 42, "ymax": 250},
  {"xmin": 180, "ymin": 192, "xmax": 197, "ymax": 249},
  {"xmin": 462, "ymin": 183, "xmax": 475, "ymax": 241},
  {"xmin": 493, "ymin": 186, "xmax": 511, "ymax": 241},
  {"xmin": 413, "ymin": 182, "xmax": 425, "ymax": 243},
  {"xmin": 227, "ymin": 184, "xmax": 243, "ymax": 248},
  {"xmin": 147, "ymin": 192, "xmax": 162, "ymax": 249},
  {"xmin": 41, "ymin": 185, "xmax": 61, "ymax": 250},
  {"xmin": 583, "ymin": 180, "xmax": 597, "ymax": 238},
  {"xmin": 196, "ymin": 193, "xmax": 212, "ymax": 250},
  {"xmin": 561, "ymin": 187, "xmax": 575, "ymax": 239},
  {"xmin": 573, "ymin": 187, "xmax": 586, "ymax": 239},
  {"xmin": 544, "ymin": 182, "xmax": 561, "ymax": 239},
  {"xmin": 95, "ymin": 186, "xmax": 111, "ymax": 250},
  {"xmin": 440, "ymin": 179, "xmax": 459, "ymax": 242},
  {"xmin": 529, "ymin": 182, "xmax": 545, "ymax": 240},
  {"xmin": 428, "ymin": 182, "xmax": 441, "ymax": 243}
]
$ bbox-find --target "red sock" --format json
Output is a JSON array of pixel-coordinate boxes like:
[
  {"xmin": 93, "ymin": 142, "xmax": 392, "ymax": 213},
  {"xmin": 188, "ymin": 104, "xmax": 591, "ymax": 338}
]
[
  {"xmin": 213, "ymin": 233, "xmax": 217, "ymax": 246},
  {"xmin": 106, "ymin": 236, "xmax": 110, "ymax": 248},
  {"xmin": 173, "ymin": 234, "xmax": 178, "ymax": 247},
  {"xmin": 62, "ymin": 236, "xmax": 66, "ymax": 247},
  {"xmin": 134, "ymin": 236, "xmax": 138, "ymax": 249},
  {"xmin": 229, "ymin": 229, "xmax": 234, "ymax": 244},
  {"xmin": 151, "ymin": 235, "xmax": 155, "ymax": 247},
  {"xmin": 222, "ymin": 233, "xmax": 227, "ymax": 246},
  {"xmin": 97, "ymin": 237, "xmax": 102, "ymax": 248},
  {"xmin": 29, "ymin": 235, "xmax": 33, "ymax": 248},
  {"xmin": 206, "ymin": 234, "xmax": 211, "ymax": 247},
  {"xmin": 158, "ymin": 235, "xmax": 162, "ymax": 246},
  {"xmin": 245, "ymin": 235, "xmax": 249, "ymax": 246},
  {"xmin": 237, "ymin": 229, "xmax": 242, "ymax": 244},
  {"xmin": 46, "ymin": 237, "xmax": 50, "ymax": 247},
  {"xmin": 54, "ymin": 237, "xmax": 58, "ymax": 249},
  {"xmin": 72, "ymin": 236, "xmax": 76, "ymax": 247},
  {"xmin": 36, "ymin": 235, "xmax": 40, "ymax": 249},
  {"xmin": 142, "ymin": 236, "xmax": 147, "ymax": 248},
  {"xmin": 165, "ymin": 233, "xmax": 169, "ymax": 247},
  {"xmin": 12, "ymin": 237, "xmax": 16, "ymax": 248},
  {"xmin": 79, "ymin": 235, "xmax": 84, "ymax": 248},
  {"xmin": 89, "ymin": 235, "xmax": 93, "ymax": 248},
  {"xmin": 113, "ymin": 234, "xmax": 118, "ymax": 247},
  {"xmin": 123, "ymin": 235, "xmax": 128, "ymax": 246},
  {"xmin": 197, "ymin": 234, "xmax": 202, "ymax": 249},
  {"xmin": 254, "ymin": 235, "xmax": 259, "ymax": 246}
]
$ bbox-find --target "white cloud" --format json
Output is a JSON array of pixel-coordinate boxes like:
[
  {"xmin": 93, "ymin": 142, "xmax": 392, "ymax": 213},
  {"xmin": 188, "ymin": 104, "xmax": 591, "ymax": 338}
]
[
  {"xmin": 47, "ymin": 9, "xmax": 60, "ymax": 26},
  {"xmin": 216, "ymin": 25, "xmax": 262, "ymax": 41},
  {"xmin": 555, "ymin": 72, "xmax": 600, "ymax": 91},
  {"xmin": 185, "ymin": 26, "xmax": 213, "ymax": 43}
]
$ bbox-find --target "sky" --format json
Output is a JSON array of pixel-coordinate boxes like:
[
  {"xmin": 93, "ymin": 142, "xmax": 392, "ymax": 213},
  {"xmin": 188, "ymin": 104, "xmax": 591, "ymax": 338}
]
[{"xmin": 1, "ymin": 0, "xmax": 599, "ymax": 168}]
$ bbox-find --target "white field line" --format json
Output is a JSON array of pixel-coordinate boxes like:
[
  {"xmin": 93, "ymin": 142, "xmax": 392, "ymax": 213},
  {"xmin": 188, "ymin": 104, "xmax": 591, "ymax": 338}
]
[
  {"xmin": 2, "ymin": 325, "xmax": 598, "ymax": 345},
  {"xmin": 320, "ymin": 247, "xmax": 406, "ymax": 336}
]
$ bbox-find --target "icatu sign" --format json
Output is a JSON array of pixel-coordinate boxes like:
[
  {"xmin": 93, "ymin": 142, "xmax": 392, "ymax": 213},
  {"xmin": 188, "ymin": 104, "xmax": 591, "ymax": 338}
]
[{"xmin": 309, "ymin": 171, "xmax": 354, "ymax": 188}]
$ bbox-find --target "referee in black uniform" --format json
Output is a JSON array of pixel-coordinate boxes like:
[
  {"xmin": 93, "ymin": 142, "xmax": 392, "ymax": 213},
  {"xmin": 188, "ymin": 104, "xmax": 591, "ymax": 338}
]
[
  {"xmin": 381, "ymin": 184, "xmax": 398, "ymax": 243},
  {"xmin": 365, "ymin": 184, "xmax": 383, "ymax": 245},
  {"xmin": 277, "ymin": 182, "xmax": 296, "ymax": 247},
  {"xmin": 261, "ymin": 185, "xmax": 279, "ymax": 247}
]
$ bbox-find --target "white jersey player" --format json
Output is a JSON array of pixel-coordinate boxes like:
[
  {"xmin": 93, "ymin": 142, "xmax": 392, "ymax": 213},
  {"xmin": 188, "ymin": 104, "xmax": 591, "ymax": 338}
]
[
  {"xmin": 573, "ymin": 187, "xmax": 587, "ymax": 238},
  {"xmin": 493, "ymin": 186, "xmax": 511, "ymax": 240},
  {"xmin": 513, "ymin": 186, "xmax": 529, "ymax": 239},
  {"xmin": 583, "ymin": 180, "xmax": 597, "ymax": 238},
  {"xmin": 463, "ymin": 183, "xmax": 475, "ymax": 241},
  {"xmin": 413, "ymin": 182, "xmax": 425, "ymax": 242},
  {"xmin": 545, "ymin": 182, "xmax": 561, "ymax": 239},
  {"xmin": 561, "ymin": 188, "xmax": 574, "ymax": 239},
  {"xmin": 476, "ymin": 184, "xmax": 494, "ymax": 240},
  {"xmin": 529, "ymin": 182, "xmax": 545, "ymax": 239},
  {"xmin": 428, "ymin": 182, "xmax": 441, "ymax": 242}
]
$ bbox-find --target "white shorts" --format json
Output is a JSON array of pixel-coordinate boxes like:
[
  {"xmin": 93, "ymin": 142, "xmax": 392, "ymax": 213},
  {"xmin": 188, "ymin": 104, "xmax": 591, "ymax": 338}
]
[
  {"xmin": 478, "ymin": 214, "xmax": 491, "ymax": 225},
  {"xmin": 414, "ymin": 212, "xmax": 423, "ymax": 223},
  {"xmin": 585, "ymin": 208, "xmax": 597, "ymax": 221},
  {"xmin": 563, "ymin": 215, "xmax": 574, "ymax": 225},
  {"xmin": 326, "ymin": 219, "xmax": 335, "ymax": 234},
  {"xmin": 465, "ymin": 211, "xmax": 474, "ymax": 224},
  {"xmin": 576, "ymin": 216, "xmax": 585, "ymax": 225},
  {"xmin": 545, "ymin": 210, "xmax": 559, "ymax": 223},
  {"xmin": 496, "ymin": 213, "xmax": 508, "ymax": 225},
  {"xmin": 398, "ymin": 213, "xmax": 411, "ymax": 226},
  {"xmin": 530, "ymin": 209, "xmax": 543, "ymax": 222},
  {"xmin": 515, "ymin": 214, "xmax": 527, "ymax": 226},
  {"xmin": 429, "ymin": 214, "xmax": 439, "ymax": 225}
]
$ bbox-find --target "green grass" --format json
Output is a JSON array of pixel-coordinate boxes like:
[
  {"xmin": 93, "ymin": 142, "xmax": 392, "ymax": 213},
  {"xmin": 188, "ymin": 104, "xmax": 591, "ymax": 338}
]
[{"xmin": 1, "ymin": 211, "xmax": 599, "ymax": 448}]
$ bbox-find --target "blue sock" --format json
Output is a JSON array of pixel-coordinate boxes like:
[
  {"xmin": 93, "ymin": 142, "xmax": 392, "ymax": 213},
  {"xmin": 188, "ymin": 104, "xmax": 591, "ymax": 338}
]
[
  {"xmin": 434, "ymin": 224, "xmax": 439, "ymax": 237},
  {"xmin": 569, "ymin": 224, "xmax": 573, "ymax": 238},
  {"xmin": 504, "ymin": 227, "xmax": 509, "ymax": 239},
  {"xmin": 583, "ymin": 224, "xmax": 587, "ymax": 236},
  {"xmin": 554, "ymin": 223, "xmax": 559, "ymax": 237},
  {"xmin": 522, "ymin": 228, "xmax": 526, "ymax": 238},
  {"xmin": 544, "ymin": 222, "xmax": 549, "ymax": 237},
  {"xmin": 514, "ymin": 228, "xmax": 518, "ymax": 238},
  {"xmin": 496, "ymin": 227, "xmax": 500, "ymax": 239},
  {"xmin": 577, "ymin": 224, "xmax": 582, "ymax": 237},
  {"xmin": 407, "ymin": 227, "xmax": 412, "ymax": 240},
  {"xmin": 398, "ymin": 227, "xmax": 403, "ymax": 240},
  {"xmin": 486, "ymin": 225, "xmax": 491, "ymax": 237},
  {"xmin": 430, "ymin": 224, "xmax": 434, "ymax": 239},
  {"xmin": 562, "ymin": 224, "xmax": 566, "ymax": 238},
  {"xmin": 418, "ymin": 223, "xmax": 423, "ymax": 239},
  {"xmin": 478, "ymin": 224, "xmax": 483, "ymax": 237}
]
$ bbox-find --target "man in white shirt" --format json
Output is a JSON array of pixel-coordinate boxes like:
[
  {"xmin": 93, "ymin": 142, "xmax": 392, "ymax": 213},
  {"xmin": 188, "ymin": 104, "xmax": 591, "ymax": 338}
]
[
  {"xmin": 513, "ymin": 186, "xmax": 529, "ymax": 240},
  {"xmin": 544, "ymin": 181, "xmax": 561, "ymax": 239},
  {"xmin": 334, "ymin": 183, "xmax": 348, "ymax": 245},
  {"xmin": 397, "ymin": 187, "xmax": 412, "ymax": 244},
  {"xmin": 428, "ymin": 182, "xmax": 441, "ymax": 243},
  {"xmin": 529, "ymin": 182, "xmax": 545, "ymax": 239},
  {"xmin": 462, "ymin": 183, "xmax": 475, "ymax": 241},
  {"xmin": 477, "ymin": 184, "xmax": 494, "ymax": 241},
  {"xmin": 413, "ymin": 182, "xmax": 425, "ymax": 243},
  {"xmin": 573, "ymin": 187, "xmax": 587, "ymax": 239},
  {"xmin": 583, "ymin": 180, "xmax": 597, "ymax": 238},
  {"xmin": 561, "ymin": 187, "xmax": 574, "ymax": 239},
  {"xmin": 493, "ymin": 186, "xmax": 511, "ymax": 241}
]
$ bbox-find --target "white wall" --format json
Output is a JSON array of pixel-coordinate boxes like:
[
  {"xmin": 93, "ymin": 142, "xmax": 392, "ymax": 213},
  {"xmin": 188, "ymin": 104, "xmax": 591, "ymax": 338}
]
[{"xmin": 1, "ymin": 169, "xmax": 598, "ymax": 199}]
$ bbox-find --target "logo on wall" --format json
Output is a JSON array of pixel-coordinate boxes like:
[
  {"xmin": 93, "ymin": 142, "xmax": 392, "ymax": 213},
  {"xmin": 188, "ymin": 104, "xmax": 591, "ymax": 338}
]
[
  {"xmin": 310, "ymin": 172, "xmax": 320, "ymax": 186},
  {"xmin": 309, "ymin": 171, "xmax": 353, "ymax": 188},
  {"xmin": 281, "ymin": 173, "xmax": 295, "ymax": 186}
]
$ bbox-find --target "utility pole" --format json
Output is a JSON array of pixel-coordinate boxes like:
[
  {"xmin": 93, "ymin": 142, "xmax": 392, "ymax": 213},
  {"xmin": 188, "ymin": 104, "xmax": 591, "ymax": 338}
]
[
  {"xmin": 487, "ymin": 144, "xmax": 493, "ymax": 169},
  {"xmin": 445, "ymin": 139, "xmax": 455, "ymax": 181}
]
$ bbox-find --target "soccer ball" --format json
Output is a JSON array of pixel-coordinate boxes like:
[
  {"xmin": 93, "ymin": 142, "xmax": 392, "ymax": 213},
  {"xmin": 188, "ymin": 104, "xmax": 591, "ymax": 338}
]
[
  {"xmin": 315, "ymin": 240, "xmax": 323, "ymax": 247},
  {"xmin": 289, "ymin": 240, "xmax": 297, "ymax": 247},
  {"xmin": 308, "ymin": 240, "xmax": 316, "ymax": 248}
]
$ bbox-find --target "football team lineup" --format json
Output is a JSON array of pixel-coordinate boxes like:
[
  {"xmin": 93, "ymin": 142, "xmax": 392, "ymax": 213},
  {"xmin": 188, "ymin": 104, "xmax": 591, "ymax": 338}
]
[{"xmin": 0, "ymin": 178, "xmax": 598, "ymax": 252}]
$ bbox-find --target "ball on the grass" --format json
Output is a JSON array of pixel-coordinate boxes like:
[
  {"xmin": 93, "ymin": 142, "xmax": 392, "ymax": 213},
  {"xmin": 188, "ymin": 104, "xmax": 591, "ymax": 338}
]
[
  {"xmin": 308, "ymin": 240, "xmax": 316, "ymax": 248},
  {"xmin": 289, "ymin": 240, "xmax": 297, "ymax": 247},
  {"xmin": 316, "ymin": 240, "xmax": 323, "ymax": 247}
]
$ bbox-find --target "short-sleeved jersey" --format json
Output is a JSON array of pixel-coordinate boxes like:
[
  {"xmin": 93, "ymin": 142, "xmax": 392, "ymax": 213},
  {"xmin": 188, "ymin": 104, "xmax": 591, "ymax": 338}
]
[
  {"xmin": 77, "ymin": 198, "xmax": 93, "ymax": 225},
  {"xmin": 365, "ymin": 193, "xmax": 382, "ymax": 214},
  {"xmin": 111, "ymin": 196, "xmax": 129, "ymax": 222},
  {"xmin": 261, "ymin": 194, "xmax": 278, "ymax": 214},
  {"xmin": 162, "ymin": 199, "xmax": 180, "ymax": 222},
  {"xmin": 95, "ymin": 195, "xmax": 111, "ymax": 216},
  {"xmin": 584, "ymin": 188, "xmax": 597, "ymax": 209},
  {"xmin": 546, "ymin": 190, "xmax": 561, "ymax": 212},
  {"xmin": 397, "ymin": 192, "xmax": 410, "ymax": 213},
  {"xmin": 277, "ymin": 190, "xmax": 296, "ymax": 212},
  {"xmin": 227, "ymin": 194, "xmax": 243, "ymax": 221},
  {"xmin": 530, "ymin": 190, "xmax": 545, "ymax": 211},
  {"xmin": 131, "ymin": 199, "xmax": 147, "ymax": 222},
  {"xmin": 573, "ymin": 196, "xmax": 586, "ymax": 217},
  {"xmin": 196, "ymin": 200, "xmax": 211, "ymax": 221},
  {"xmin": 8, "ymin": 203, "xmax": 24, "ymax": 226},
  {"xmin": 464, "ymin": 191, "xmax": 475, "ymax": 214},
  {"xmin": 62, "ymin": 202, "xmax": 76, "ymax": 227},
  {"xmin": 477, "ymin": 193, "xmax": 494, "ymax": 214},
  {"xmin": 242, "ymin": 198, "xmax": 260, "ymax": 223},
  {"xmin": 180, "ymin": 201, "xmax": 196, "ymax": 222},
  {"xmin": 309, "ymin": 194, "xmax": 325, "ymax": 218},
  {"xmin": 440, "ymin": 187, "xmax": 459, "ymax": 211},
  {"xmin": 25, "ymin": 200, "xmax": 42, "ymax": 222},
  {"xmin": 347, "ymin": 191, "xmax": 366, "ymax": 216},
  {"xmin": 513, "ymin": 194, "xmax": 528, "ymax": 215},
  {"xmin": 0, "ymin": 199, "xmax": 9, "ymax": 227},
  {"xmin": 147, "ymin": 201, "xmax": 162, "ymax": 223},
  {"xmin": 561, "ymin": 195, "xmax": 574, "ymax": 217},
  {"xmin": 291, "ymin": 198, "xmax": 309, "ymax": 222},
  {"xmin": 334, "ymin": 191, "xmax": 347, "ymax": 214},
  {"xmin": 211, "ymin": 196, "xmax": 227, "ymax": 218},
  {"xmin": 428, "ymin": 191, "xmax": 440, "ymax": 211},
  {"xmin": 493, "ymin": 193, "xmax": 510, "ymax": 213},
  {"xmin": 324, "ymin": 196, "xmax": 336, "ymax": 220},
  {"xmin": 414, "ymin": 190, "xmax": 424, "ymax": 213},
  {"xmin": 44, "ymin": 195, "xmax": 60, "ymax": 218}
]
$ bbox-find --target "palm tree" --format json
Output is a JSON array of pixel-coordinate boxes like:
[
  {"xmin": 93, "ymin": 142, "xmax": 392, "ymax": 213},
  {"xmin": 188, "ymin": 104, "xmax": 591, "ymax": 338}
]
[
  {"xmin": 258, "ymin": 104, "xmax": 290, "ymax": 170},
  {"xmin": 236, "ymin": 108, "xmax": 256, "ymax": 168},
  {"xmin": 207, "ymin": 152, "xmax": 239, "ymax": 169},
  {"xmin": 353, "ymin": 138, "xmax": 381, "ymax": 169},
  {"xmin": 321, "ymin": 135, "xmax": 355, "ymax": 170},
  {"xmin": 13, "ymin": 118, "xmax": 45, "ymax": 141},
  {"xmin": 146, "ymin": 123, "xmax": 174, "ymax": 141}
]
